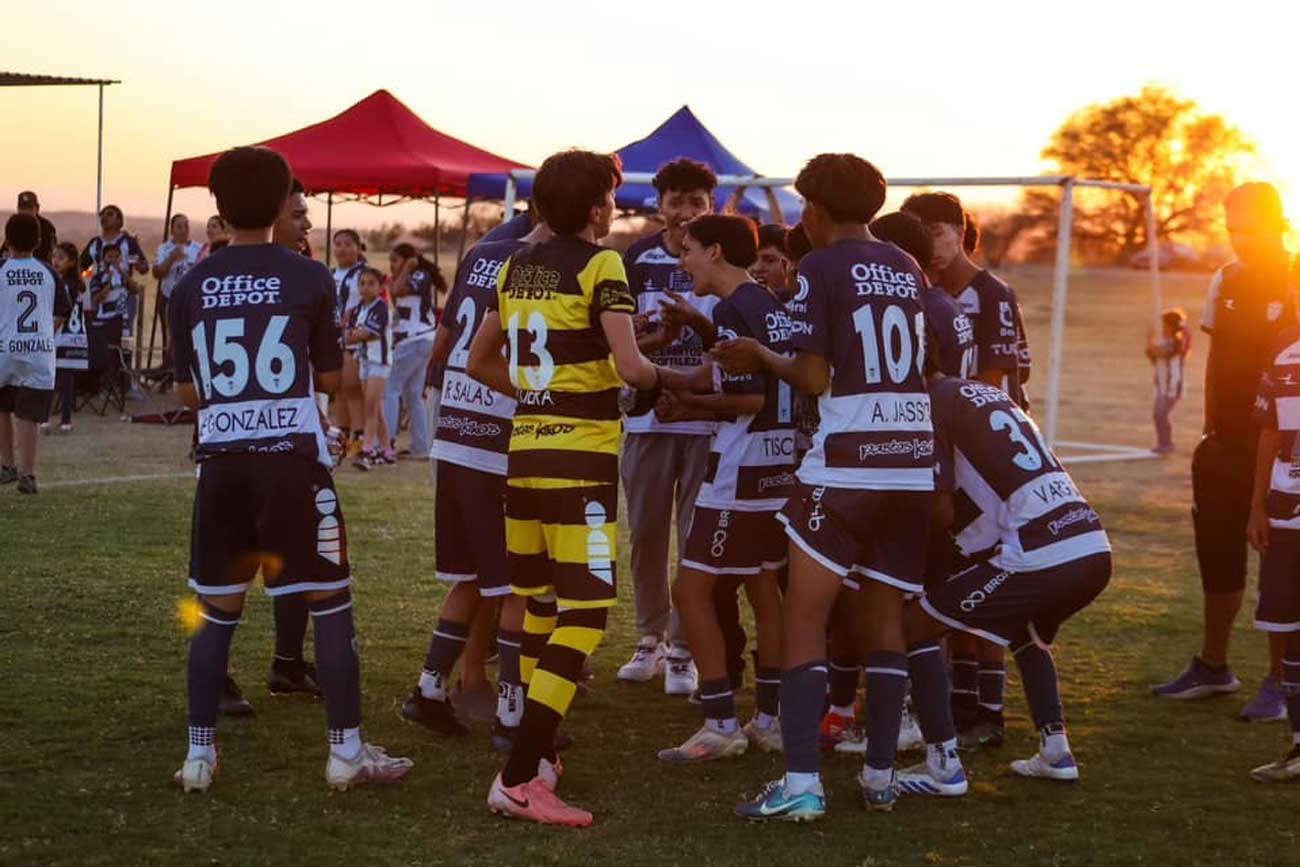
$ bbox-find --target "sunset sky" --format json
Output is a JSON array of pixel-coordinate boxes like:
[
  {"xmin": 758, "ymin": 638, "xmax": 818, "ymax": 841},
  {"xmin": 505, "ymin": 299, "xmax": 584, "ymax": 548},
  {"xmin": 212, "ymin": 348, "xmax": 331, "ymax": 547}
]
[{"xmin": 5, "ymin": 0, "xmax": 1298, "ymax": 231}]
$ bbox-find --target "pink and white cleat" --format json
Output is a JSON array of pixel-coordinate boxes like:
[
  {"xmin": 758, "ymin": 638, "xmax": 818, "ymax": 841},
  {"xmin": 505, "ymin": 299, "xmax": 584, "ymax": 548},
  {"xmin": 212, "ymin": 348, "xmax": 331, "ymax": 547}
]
[
  {"xmin": 487, "ymin": 773, "xmax": 593, "ymax": 826},
  {"xmin": 325, "ymin": 743, "xmax": 414, "ymax": 791}
]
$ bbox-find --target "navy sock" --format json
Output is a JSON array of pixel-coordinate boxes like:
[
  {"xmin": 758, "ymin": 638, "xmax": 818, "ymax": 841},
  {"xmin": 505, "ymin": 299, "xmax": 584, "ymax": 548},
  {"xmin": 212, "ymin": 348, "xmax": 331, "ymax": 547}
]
[
  {"xmin": 423, "ymin": 618, "xmax": 469, "ymax": 677},
  {"xmin": 755, "ymin": 666, "xmax": 781, "ymax": 717},
  {"xmin": 1284, "ymin": 658, "xmax": 1300, "ymax": 738},
  {"xmin": 310, "ymin": 591, "xmax": 361, "ymax": 731},
  {"xmin": 828, "ymin": 655, "xmax": 862, "ymax": 709},
  {"xmin": 187, "ymin": 599, "xmax": 242, "ymax": 728},
  {"xmin": 497, "ymin": 629, "xmax": 524, "ymax": 688},
  {"xmin": 907, "ymin": 642, "xmax": 956, "ymax": 744},
  {"xmin": 699, "ymin": 677, "xmax": 736, "ymax": 730},
  {"xmin": 1013, "ymin": 641, "xmax": 1062, "ymax": 730},
  {"xmin": 780, "ymin": 660, "xmax": 828, "ymax": 774},
  {"xmin": 864, "ymin": 651, "xmax": 909, "ymax": 771},
  {"xmin": 978, "ymin": 660, "xmax": 1006, "ymax": 714},
  {"xmin": 272, "ymin": 594, "xmax": 310, "ymax": 663},
  {"xmin": 951, "ymin": 653, "xmax": 978, "ymax": 707}
]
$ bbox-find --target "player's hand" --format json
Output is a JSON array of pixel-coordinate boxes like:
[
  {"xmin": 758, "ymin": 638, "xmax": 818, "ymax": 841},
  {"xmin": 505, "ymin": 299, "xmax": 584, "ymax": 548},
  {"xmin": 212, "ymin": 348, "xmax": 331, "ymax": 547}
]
[
  {"xmin": 654, "ymin": 390, "xmax": 687, "ymax": 423},
  {"xmin": 619, "ymin": 376, "xmax": 663, "ymax": 417},
  {"xmin": 325, "ymin": 425, "xmax": 347, "ymax": 469},
  {"xmin": 711, "ymin": 337, "xmax": 764, "ymax": 375},
  {"xmin": 659, "ymin": 291, "xmax": 698, "ymax": 332},
  {"xmin": 632, "ymin": 312, "xmax": 655, "ymax": 337},
  {"xmin": 1247, "ymin": 503, "xmax": 1271, "ymax": 554}
]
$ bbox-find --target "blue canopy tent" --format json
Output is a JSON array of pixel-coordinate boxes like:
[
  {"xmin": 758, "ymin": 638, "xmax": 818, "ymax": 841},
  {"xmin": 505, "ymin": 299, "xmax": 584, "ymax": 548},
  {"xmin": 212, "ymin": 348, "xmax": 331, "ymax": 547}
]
[{"xmin": 467, "ymin": 105, "xmax": 801, "ymax": 223}]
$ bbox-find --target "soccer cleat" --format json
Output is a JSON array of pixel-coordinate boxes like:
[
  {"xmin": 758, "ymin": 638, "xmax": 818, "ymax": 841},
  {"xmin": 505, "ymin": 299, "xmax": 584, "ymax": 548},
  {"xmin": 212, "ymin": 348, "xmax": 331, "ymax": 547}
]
[
  {"xmin": 820, "ymin": 709, "xmax": 856, "ymax": 752},
  {"xmin": 16, "ymin": 474, "xmax": 37, "ymax": 495},
  {"xmin": 617, "ymin": 637, "xmax": 666, "ymax": 682},
  {"xmin": 897, "ymin": 761, "xmax": 968, "ymax": 797},
  {"xmin": 1240, "ymin": 678, "xmax": 1289, "ymax": 723},
  {"xmin": 401, "ymin": 687, "xmax": 469, "ymax": 736},
  {"xmin": 174, "ymin": 753, "xmax": 218, "ymax": 793},
  {"xmin": 487, "ymin": 774, "xmax": 593, "ymax": 826},
  {"xmin": 0, "ymin": 465, "xmax": 16, "ymax": 485},
  {"xmin": 664, "ymin": 653, "xmax": 698, "ymax": 696},
  {"xmin": 858, "ymin": 768, "xmax": 900, "ymax": 812},
  {"xmin": 60, "ymin": 423, "xmax": 73, "ymax": 433},
  {"xmin": 898, "ymin": 706, "xmax": 924, "ymax": 753},
  {"xmin": 1152, "ymin": 657, "xmax": 1241, "ymax": 700},
  {"xmin": 742, "ymin": 718, "xmax": 783, "ymax": 753},
  {"xmin": 657, "ymin": 725, "xmax": 749, "ymax": 764},
  {"xmin": 326, "ymin": 743, "xmax": 414, "ymax": 791},
  {"xmin": 218, "ymin": 675, "xmax": 254, "ymax": 718},
  {"xmin": 353, "ymin": 450, "xmax": 377, "ymax": 471},
  {"xmin": 958, "ymin": 708, "xmax": 1005, "ymax": 750},
  {"xmin": 1010, "ymin": 750, "xmax": 1080, "ymax": 782},
  {"xmin": 735, "ymin": 778, "xmax": 826, "ymax": 822},
  {"xmin": 267, "ymin": 659, "xmax": 322, "ymax": 696},
  {"xmin": 1249, "ymin": 745, "xmax": 1300, "ymax": 782},
  {"xmin": 490, "ymin": 721, "xmax": 574, "ymax": 754}
]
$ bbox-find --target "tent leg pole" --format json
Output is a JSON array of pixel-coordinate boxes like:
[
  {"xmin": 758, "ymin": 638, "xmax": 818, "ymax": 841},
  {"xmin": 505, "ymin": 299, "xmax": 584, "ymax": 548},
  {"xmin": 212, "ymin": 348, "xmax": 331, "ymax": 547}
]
[
  {"xmin": 457, "ymin": 201, "xmax": 470, "ymax": 262},
  {"xmin": 434, "ymin": 194, "xmax": 441, "ymax": 268},
  {"xmin": 1044, "ymin": 179, "xmax": 1074, "ymax": 449},
  {"xmin": 504, "ymin": 177, "xmax": 517, "ymax": 223},
  {"xmin": 96, "ymin": 84, "xmax": 104, "ymax": 216},
  {"xmin": 325, "ymin": 194, "xmax": 333, "ymax": 266}
]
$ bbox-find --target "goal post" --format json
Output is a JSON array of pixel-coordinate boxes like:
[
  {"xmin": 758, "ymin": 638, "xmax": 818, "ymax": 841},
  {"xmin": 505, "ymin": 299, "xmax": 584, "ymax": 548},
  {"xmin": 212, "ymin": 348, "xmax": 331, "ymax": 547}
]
[{"xmin": 502, "ymin": 172, "xmax": 1163, "ymax": 463}]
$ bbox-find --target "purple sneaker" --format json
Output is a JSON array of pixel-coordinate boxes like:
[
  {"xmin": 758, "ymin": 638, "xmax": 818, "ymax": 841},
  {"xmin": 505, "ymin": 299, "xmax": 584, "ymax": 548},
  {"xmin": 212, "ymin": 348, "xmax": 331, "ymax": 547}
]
[
  {"xmin": 1241, "ymin": 677, "xmax": 1289, "ymax": 722},
  {"xmin": 1152, "ymin": 657, "xmax": 1242, "ymax": 700}
]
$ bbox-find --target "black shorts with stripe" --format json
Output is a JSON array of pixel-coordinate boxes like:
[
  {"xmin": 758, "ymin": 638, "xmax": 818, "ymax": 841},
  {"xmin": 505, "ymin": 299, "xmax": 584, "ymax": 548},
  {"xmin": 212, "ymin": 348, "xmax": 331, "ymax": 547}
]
[
  {"xmin": 435, "ymin": 460, "xmax": 510, "ymax": 597},
  {"xmin": 681, "ymin": 507, "xmax": 787, "ymax": 576}
]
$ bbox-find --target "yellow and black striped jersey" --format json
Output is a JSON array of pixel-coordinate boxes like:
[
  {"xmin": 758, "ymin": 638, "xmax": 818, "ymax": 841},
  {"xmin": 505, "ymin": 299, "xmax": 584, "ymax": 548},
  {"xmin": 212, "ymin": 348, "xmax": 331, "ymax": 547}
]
[{"xmin": 491, "ymin": 235, "xmax": 636, "ymax": 484}]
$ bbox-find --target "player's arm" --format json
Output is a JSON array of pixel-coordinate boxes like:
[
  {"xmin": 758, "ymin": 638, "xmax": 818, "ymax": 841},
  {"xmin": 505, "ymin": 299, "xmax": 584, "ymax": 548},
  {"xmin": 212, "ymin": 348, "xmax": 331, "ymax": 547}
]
[
  {"xmin": 430, "ymin": 322, "xmax": 454, "ymax": 366},
  {"xmin": 711, "ymin": 338, "xmax": 829, "ymax": 397},
  {"xmin": 602, "ymin": 311, "xmax": 660, "ymax": 390},
  {"xmin": 1248, "ymin": 426, "xmax": 1277, "ymax": 554},
  {"xmin": 466, "ymin": 310, "xmax": 515, "ymax": 396},
  {"xmin": 672, "ymin": 390, "xmax": 763, "ymax": 416},
  {"xmin": 308, "ymin": 269, "xmax": 345, "ymax": 396}
]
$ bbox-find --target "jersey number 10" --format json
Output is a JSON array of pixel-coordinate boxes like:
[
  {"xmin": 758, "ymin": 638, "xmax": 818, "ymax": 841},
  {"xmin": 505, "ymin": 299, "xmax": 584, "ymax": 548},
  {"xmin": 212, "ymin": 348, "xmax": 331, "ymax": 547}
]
[{"xmin": 852, "ymin": 303, "xmax": 925, "ymax": 384}]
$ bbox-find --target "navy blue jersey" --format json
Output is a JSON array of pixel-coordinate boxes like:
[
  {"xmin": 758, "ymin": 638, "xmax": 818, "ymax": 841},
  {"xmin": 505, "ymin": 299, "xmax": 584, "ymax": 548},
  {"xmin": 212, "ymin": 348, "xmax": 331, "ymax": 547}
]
[
  {"xmin": 788, "ymin": 238, "xmax": 934, "ymax": 491},
  {"xmin": 432, "ymin": 239, "xmax": 525, "ymax": 474},
  {"xmin": 348, "ymin": 298, "xmax": 391, "ymax": 364},
  {"xmin": 698, "ymin": 282, "xmax": 797, "ymax": 510},
  {"xmin": 392, "ymin": 266, "xmax": 437, "ymax": 345},
  {"xmin": 955, "ymin": 270, "xmax": 1029, "ymax": 407},
  {"xmin": 930, "ymin": 376, "xmax": 1109, "ymax": 571},
  {"xmin": 170, "ymin": 244, "xmax": 342, "ymax": 468},
  {"xmin": 923, "ymin": 286, "xmax": 975, "ymax": 378}
]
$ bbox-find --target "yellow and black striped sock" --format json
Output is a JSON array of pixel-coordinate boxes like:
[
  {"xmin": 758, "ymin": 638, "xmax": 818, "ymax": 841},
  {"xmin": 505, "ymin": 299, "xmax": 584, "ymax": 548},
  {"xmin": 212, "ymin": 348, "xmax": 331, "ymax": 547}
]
[{"xmin": 519, "ymin": 594, "xmax": 557, "ymax": 687}]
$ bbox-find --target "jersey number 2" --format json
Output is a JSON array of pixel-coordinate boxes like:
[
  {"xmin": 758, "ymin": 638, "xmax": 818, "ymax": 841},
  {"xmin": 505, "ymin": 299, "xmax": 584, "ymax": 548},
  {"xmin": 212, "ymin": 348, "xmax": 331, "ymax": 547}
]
[{"xmin": 16, "ymin": 291, "xmax": 38, "ymax": 334}]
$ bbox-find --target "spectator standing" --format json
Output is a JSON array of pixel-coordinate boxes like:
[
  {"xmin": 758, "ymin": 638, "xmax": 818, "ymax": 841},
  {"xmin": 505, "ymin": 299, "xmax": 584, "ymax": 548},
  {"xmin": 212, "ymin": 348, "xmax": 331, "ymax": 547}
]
[
  {"xmin": 153, "ymin": 214, "xmax": 203, "ymax": 354},
  {"xmin": 80, "ymin": 204, "xmax": 149, "ymax": 337},
  {"xmin": 1, "ymin": 192, "xmax": 58, "ymax": 262},
  {"xmin": 383, "ymin": 243, "xmax": 441, "ymax": 458},
  {"xmin": 196, "ymin": 214, "xmax": 229, "ymax": 262},
  {"xmin": 49, "ymin": 242, "xmax": 87, "ymax": 433},
  {"xmin": 1147, "ymin": 308, "xmax": 1192, "ymax": 455}
]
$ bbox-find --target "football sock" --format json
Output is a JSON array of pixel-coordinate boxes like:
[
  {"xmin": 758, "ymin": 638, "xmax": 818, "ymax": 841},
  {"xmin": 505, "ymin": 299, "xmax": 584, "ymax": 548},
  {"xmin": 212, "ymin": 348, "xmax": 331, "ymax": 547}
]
[
  {"xmin": 863, "ymin": 651, "xmax": 909, "ymax": 772},
  {"xmin": 951, "ymin": 652, "xmax": 978, "ymax": 709},
  {"xmin": 755, "ymin": 665, "xmax": 781, "ymax": 719},
  {"xmin": 186, "ymin": 599, "xmax": 241, "ymax": 761},
  {"xmin": 496, "ymin": 628, "xmax": 525, "ymax": 727},
  {"xmin": 1282, "ymin": 658, "xmax": 1300, "ymax": 740},
  {"xmin": 329, "ymin": 726, "xmax": 363, "ymax": 762},
  {"xmin": 1039, "ymin": 722, "xmax": 1070, "ymax": 760},
  {"xmin": 272, "ymin": 594, "xmax": 310, "ymax": 664},
  {"xmin": 926, "ymin": 738, "xmax": 962, "ymax": 778},
  {"xmin": 699, "ymin": 677, "xmax": 738, "ymax": 734},
  {"xmin": 1013, "ymin": 641, "xmax": 1063, "ymax": 731},
  {"xmin": 780, "ymin": 660, "xmax": 828, "ymax": 775},
  {"xmin": 783, "ymin": 771, "xmax": 822, "ymax": 796},
  {"xmin": 502, "ymin": 607, "xmax": 606, "ymax": 788},
  {"xmin": 310, "ymin": 591, "xmax": 362, "ymax": 741},
  {"xmin": 907, "ymin": 641, "xmax": 956, "ymax": 744},
  {"xmin": 520, "ymin": 595, "xmax": 558, "ymax": 687},
  {"xmin": 978, "ymin": 659, "xmax": 1006, "ymax": 714},
  {"xmin": 828, "ymin": 656, "xmax": 862, "ymax": 711},
  {"xmin": 419, "ymin": 618, "xmax": 469, "ymax": 700}
]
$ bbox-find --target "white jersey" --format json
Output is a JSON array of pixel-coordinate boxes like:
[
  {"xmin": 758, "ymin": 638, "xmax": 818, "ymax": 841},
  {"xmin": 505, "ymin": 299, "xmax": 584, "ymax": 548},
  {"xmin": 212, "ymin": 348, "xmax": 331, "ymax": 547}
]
[
  {"xmin": 155, "ymin": 239, "xmax": 203, "ymax": 299},
  {"xmin": 333, "ymin": 263, "xmax": 365, "ymax": 323},
  {"xmin": 0, "ymin": 257, "xmax": 64, "ymax": 390}
]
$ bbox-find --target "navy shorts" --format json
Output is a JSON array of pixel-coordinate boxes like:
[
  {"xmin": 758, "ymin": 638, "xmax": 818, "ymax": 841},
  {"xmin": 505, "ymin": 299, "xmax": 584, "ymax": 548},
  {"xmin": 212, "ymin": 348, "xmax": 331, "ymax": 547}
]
[
  {"xmin": 920, "ymin": 552, "xmax": 1112, "ymax": 647},
  {"xmin": 777, "ymin": 482, "xmax": 932, "ymax": 593},
  {"xmin": 435, "ymin": 460, "xmax": 510, "ymax": 597},
  {"xmin": 0, "ymin": 385, "xmax": 54, "ymax": 424},
  {"xmin": 189, "ymin": 454, "xmax": 349, "ymax": 597},
  {"xmin": 1257, "ymin": 528, "xmax": 1300, "ymax": 632},
  {"xmin": 681, "ymin": 506, "xmax": 787, "ymax": 576}
]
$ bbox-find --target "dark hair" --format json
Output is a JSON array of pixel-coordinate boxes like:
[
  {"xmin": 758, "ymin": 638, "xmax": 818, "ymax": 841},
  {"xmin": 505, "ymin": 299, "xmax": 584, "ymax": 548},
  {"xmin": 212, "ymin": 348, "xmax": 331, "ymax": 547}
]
[
  {"xmin": 1225, "ymin": 182, "xmax": 1284, "ymax": 228},
  {"xmin": 54, "ymin": 241, "xmax": 80, "ymax": 266},
  {"xmin": 869, "ymin": 212, "xmax": 934, "ymax": 270},
  {"xmin": 1162, "ymin": 307, "xmax": 1187, "ymax": 329},
  {"xmin": 900, "ymin": 191, "xmax": 966, "ymax": 230},
  {"xmin": 533, "ymin": 149, "xmax": 623, "ymax": 235},
  {"xmin": 963, "ymin": 211, "xmax": 981, "ymax": 253},
  {"xmin": 684, "ymin": 214, "xmax": 759, "ymax": 268},
  {"xmin": 290, "ymin": 177, "xmax": 305, "ymax": 196},
  {"xmin": 208, "ymin": 146, "xmax": 292, "ymax": 229},
  {"xmin": 392, "ymin": 242, "xmax": 446, "ymax": 319},
  {"xmin": 333, "ymin": 228, "xmax": 364, "ymax": 251},
  {"xmin": 757, "ymin": 224, "xmax": 787, "ymax": 254},
  {"xmin": 786, "ymin": 223, "xmax": 811, "ymax": 262},
  {"xmin": 358, "ymin": 266, "xmax": 386, "ymax": 286},
  {"xmin": 102, "ymin": 242, "xmax": 122, "ymax": 257},
  {"xmin": 795, "ymin": 153, "xmax": 887, "ymax": 224},
  {"xmin": 209, "ymin": 238, "xmax": 230, "ymax": 254},
  {"xmin": 99, "ymin": 204, "xmax": 123, "ymax": 221},
  {"xmin": 4, "ymin": 213, "xmax": 40, "ymax": 253},
  {"xmin": 653, "ymin": 158, "xmax": 718, "ymax": 196},
  {"xmin": 170, "ymin": 212, "xmax": 189, "ymax": 228}
]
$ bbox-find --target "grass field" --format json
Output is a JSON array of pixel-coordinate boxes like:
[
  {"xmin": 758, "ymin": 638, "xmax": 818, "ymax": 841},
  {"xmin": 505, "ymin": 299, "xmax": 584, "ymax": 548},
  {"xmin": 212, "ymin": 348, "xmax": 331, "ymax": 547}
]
[{"xmin": 4, "ymin": 265, "xmax": 1297, "ymax": 866}]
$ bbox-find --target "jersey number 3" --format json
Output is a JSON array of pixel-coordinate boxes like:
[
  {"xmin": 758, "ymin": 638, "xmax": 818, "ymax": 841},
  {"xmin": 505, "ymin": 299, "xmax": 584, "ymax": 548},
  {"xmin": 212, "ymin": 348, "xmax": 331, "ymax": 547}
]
[{"xmin": 190, "ymin": 315, "xmax": 296, "ymax": 399}]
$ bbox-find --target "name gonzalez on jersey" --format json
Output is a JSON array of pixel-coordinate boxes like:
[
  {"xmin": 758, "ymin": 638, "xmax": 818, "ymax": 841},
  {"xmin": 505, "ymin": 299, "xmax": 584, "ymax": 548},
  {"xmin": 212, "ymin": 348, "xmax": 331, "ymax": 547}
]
[{"xmin": 5, "ymin": 266, "xmax": 57, "ymax": 354}]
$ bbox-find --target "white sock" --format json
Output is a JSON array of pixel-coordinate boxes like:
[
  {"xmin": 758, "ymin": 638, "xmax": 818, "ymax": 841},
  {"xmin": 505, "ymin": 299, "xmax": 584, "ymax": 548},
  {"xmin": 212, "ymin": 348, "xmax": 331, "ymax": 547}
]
[
  {"xmin": 330, "ymin": 726, "xmax": 363, "ymax": 760},
  {"xmin": 707, "ymin": 717, "xmax": 739, "ymax": 735},
  {"xmin": 830, "ymin": 703, "xmax": 855, "ymax": 718},
  {"xmin": 418, "ymin": 669, "xmax": 447, "ymax": 701},
  {"xmin": 927, "ymin": 738, "xmax": 961, "ymax": 778},
  {"xmin": 186, "ymin": 725, "xmax": 216, "ymax": 763},
  {"xmin": 784, "ymin": 771, "xmax": 822, "ymax": 795},
  {"xmin": 497, "ymin": 683, "xmax": 524, "ymax": 728},
  {"xmin": 860, "ymin": 765, "xmax": 893, "ymax": 790},
  {"xmin": 754, "ymin": 712, "xmax": 777, "ymax": 729},
  {"xmin": 1042, "ymin": 731, "xmax": 1071, "ymax": 760},
  {"xmin": 1291, "ymin": 731, "xmax": 1299, "ymax": 746}
]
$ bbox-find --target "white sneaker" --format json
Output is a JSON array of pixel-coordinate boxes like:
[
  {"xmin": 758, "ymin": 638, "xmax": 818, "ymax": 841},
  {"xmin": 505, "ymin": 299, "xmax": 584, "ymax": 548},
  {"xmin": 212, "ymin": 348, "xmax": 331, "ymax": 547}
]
[
  {"xmin": 174, "ymin": 753, "xmax": 218, "ymax": 793},
  {"xmin": 657, "ymin": 725, "xmax": 749, "ymax": 763},
  {"xmin": 743, "ymin": 717, "xmax": 783, "ymax": 753},
  {"xmin": 325, "ymin": 743, "xmax": 414, "ymax": 791},
  {"xmin": 1010, "ymin": 750, "xmax": 1079, "ymax": 782},
  {"xmin": 664, "ymin": 653, "xmax": 698, "ymax": 696},
  {"xmin": 617, "ymin": 636, "xmax": 666, "ymax": 683},
  {"xmin": 897, "ymin": 759, "xmax": 968, "ymax": 797},
  {"xmin": 897, "ymin": 707, "xmax": 924, "ymax": 753}
]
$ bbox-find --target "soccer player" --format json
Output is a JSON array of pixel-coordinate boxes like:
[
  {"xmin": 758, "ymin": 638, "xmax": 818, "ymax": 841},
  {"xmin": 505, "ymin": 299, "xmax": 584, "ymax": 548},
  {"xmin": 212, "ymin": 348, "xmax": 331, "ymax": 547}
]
[
  {"xmin": 0, "ymin": 213, "xmax": 70, "ymax": 494},
  {"xmin": 399, "ymin": 215, "xmax": 547, "ymax": 743},
  {"xmin": 1155, "ymin": 183, "xmax": 1296, "ymax": 720},
  {"xmin": 169, "ymin": 146, "xmax": 411, "ymax": 793},
  {"xmin": 468, "ymin": 149, "xmax": 662, "ymax": 826},
  {"xmin": 751, "ymin": 224, "xmax": 791, "ymax": 299},
  {"xmin": 1247, "ymin": 321, "xmax": 1300, "ymax": 780},
  {"xmin": 902, "ymin": 373, "xmax": 1111, "ymax": 789},
  {"xmin": 717, "ymin": 153, "xmax": 933, "ymax": 820},
  {"xmin": 618, "ymin": 158, "xmax": 720, "ymax": 695},
  {"xmin": 654, "ymin": 215, "xmax": 794, "ymax": 763}
]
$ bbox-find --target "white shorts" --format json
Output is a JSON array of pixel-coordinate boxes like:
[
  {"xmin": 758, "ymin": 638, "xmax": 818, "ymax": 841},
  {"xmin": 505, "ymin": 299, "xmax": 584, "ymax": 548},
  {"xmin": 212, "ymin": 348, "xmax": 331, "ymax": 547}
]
[{"xmin": 359, "ymin": 358, "xmax": 391, "ymax": 381}]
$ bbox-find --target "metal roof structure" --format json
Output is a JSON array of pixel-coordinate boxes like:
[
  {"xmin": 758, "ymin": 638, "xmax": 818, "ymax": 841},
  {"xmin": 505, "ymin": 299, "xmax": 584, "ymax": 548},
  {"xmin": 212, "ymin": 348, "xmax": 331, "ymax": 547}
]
[{"xmin": 0, "ymin": 72, "xmax": 119, "ymax": 87}]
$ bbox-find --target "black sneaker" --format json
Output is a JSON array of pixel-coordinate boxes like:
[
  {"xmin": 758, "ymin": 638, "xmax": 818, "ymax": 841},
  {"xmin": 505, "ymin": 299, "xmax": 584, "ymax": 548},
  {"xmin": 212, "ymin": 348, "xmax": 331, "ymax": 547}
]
[
  {"xmin": 16, "ymin": 474, "xmax": 37, "ymax": 495},
  {"xmin": 267, "ymin": 658, "xmax": 322, "ymax": 696},
  {"xmin": 219, "ymin": 675, "xmax": 255, "ymax": 717},
  {"xmin": 957, "ymin": 707, "xmax": 1005, "ymax": 750},
  {"xmin": 490, "ymin": 721, "xmax": 574, "ymax": 753},
  {"xmin": 0, "ymin": 465, "xmax": 16, "ymax": 485},
  {"xmin": 400, "ymin": 687, "xmax": 469, "ymax": 736}
]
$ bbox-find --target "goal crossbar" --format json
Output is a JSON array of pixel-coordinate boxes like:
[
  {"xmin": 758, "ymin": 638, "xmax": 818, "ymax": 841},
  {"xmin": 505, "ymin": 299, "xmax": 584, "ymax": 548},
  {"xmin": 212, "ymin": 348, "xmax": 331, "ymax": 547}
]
[{"xmin": 502, "ymin": 172, "xmax": 1162, "ymax": 462}]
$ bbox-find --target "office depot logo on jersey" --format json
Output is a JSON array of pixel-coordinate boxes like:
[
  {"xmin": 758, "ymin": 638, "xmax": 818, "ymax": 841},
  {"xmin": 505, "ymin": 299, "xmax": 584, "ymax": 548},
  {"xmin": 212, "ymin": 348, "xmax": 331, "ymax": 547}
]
[{"xmin": 199, "ymin": 275, "xmax": 283, "ymax": 308}]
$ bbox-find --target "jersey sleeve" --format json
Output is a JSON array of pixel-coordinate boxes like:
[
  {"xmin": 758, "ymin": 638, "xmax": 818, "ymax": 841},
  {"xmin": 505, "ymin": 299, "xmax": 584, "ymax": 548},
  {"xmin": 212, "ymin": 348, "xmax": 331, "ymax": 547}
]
[
  {"xmin": 589, "ymin": 250, "xmax": 635, "ymax": 316},
  {"xmin": 713, "ymin": 299, "xmax": 767, "ymax": 396},
  {"xmin": 975, "ymin": 283, "xmax": 1019, "ymax": 372},
  {"xmin": 170, "ymin": 290, "xmax": 195, "ymax": 384},
  {"xmin": 931, "ymin": 390, "xmax": 957, "ymax": 493},
  {"xmin": 1254, "ymin": 369, "xmax": 1279, "ymax": 430},
  {"xmin": 788, "ymin": 262, "xmax": 831, "ymax": 358},
  {"xmin": 52, "ymin": 273, "xmax": 72, "ymax": 319},
  {"xmin": 127, "ymin": 235, "xmax": 147, "ymax": 266},
  {"xmin": 489, "ymin": 256, "xmax": 510, "ymax": 315},
  {"xmin": 79, "ymin": 242, "xmax": 95, "ymax": 271},
  {"xmin": 1201, "ymin": 270, "xmax": 1224, "ymax": 334},
  {"xmin": 309, "ymin": 266, "xmax": 345, "ymax": 373}
]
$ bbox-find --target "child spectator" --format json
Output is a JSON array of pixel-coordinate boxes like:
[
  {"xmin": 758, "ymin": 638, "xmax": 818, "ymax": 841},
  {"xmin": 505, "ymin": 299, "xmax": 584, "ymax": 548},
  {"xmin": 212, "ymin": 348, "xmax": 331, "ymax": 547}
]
[
  {"xmin": 86, "ymin": 243, "xmax": 139, "ymax": 396},
  {"xmin": 49, "ymin": 242, "xmax": 87, "ymax": 433},
  {"xmin": 345, "ymin": 268, "xmax": 392, "ymax": 469},
  {"xmin": 1147, "ymin": 307, "xmax": 1191, "ymax": 454}
]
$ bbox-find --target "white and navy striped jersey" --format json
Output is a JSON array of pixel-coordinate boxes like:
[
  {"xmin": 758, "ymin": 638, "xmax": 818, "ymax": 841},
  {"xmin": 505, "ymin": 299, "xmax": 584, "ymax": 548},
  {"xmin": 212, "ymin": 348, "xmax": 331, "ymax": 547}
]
[
  {"xmin": 432, "ymin": 239, "xmax": 523, "ymax": 475},
  {"xmin": 55, "ymin": 276, "xmax": 88, "ymax": 371},
  {"xmin": 88, "ymin": 265, "xmax": 130, "ymax": 320},
  {"xmin": 931, "ymin": 377, "xmax": 1109, "ymax": 572},
  {"xmin": 1151, "ymin": 328, "xmax": 1189, "ymax": 399},
  {"xmin": 788, "ymin": 238, "xmax": 934, "ymax": 492},
  {"xmin": 392, "ymin": 266, "xmax": 437, "ymax": 346},
  {"xmin": 80, "ymin": 233, "xmax": 145, "ymax": 272},
  {"xmin": 1252, "ymin": 327, "xmax": 1300, "ymax": 529},
  {"xmin": 697, "ymin": 282, "xmax": 797, "ymax": 511},
  {"xmin": 170, "ymin": 244, "xmax": 343, "ymax": 468},
  {"xmin": 923, "ymin": 285, "xmax": 976, "ymax": 378},
  {"xmin": 0, "ymin": 257, "xmax": 69, "ymax": 390},
  {"xmin": 348, "ymin": 298, "xmax": 391, "ymax": 365},
  {"xmin": 333, "ymin": 263, "xmax": 366, "ymax": 325},
  {"xmin": 955, "ymin": 270, "xmax": 1029, "ymax": 408},
  {"xmin": 623, "ymin": 231, "xmax": 718, "ymax": 436}
]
